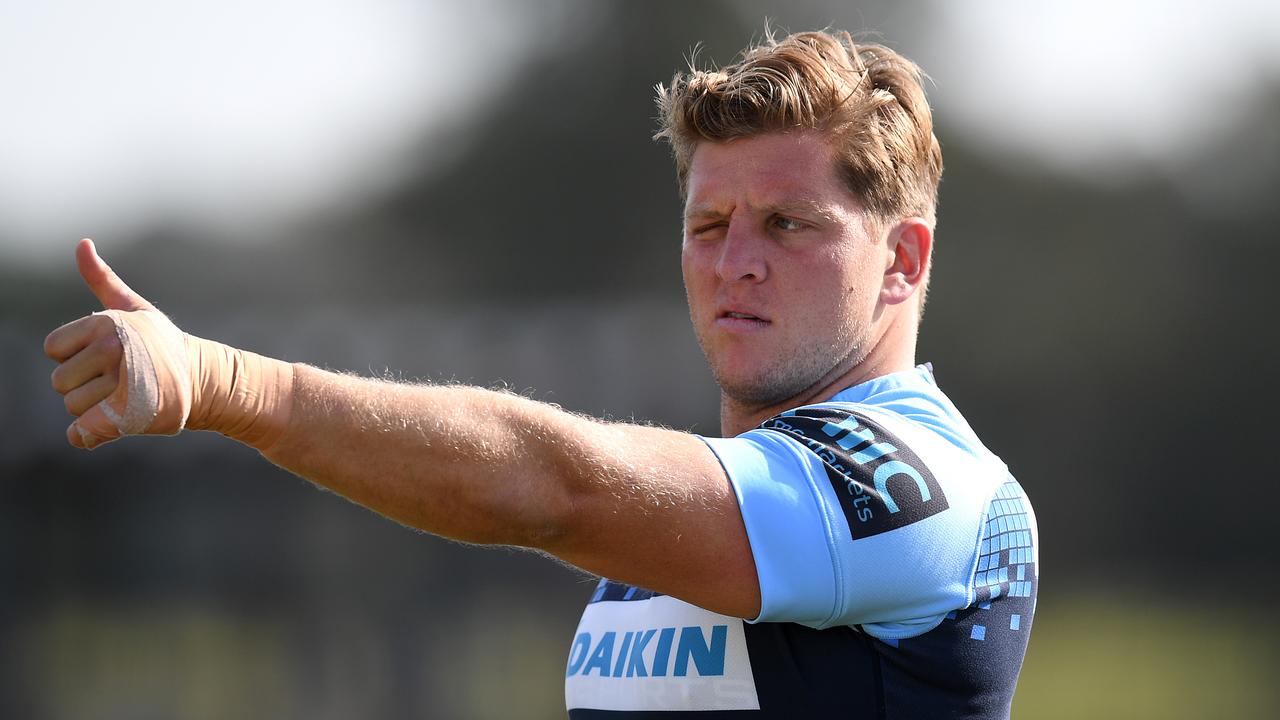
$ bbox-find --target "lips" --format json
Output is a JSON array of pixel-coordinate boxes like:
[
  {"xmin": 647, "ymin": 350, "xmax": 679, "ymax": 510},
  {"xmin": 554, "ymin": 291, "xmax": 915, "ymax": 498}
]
[
  {"xmin": 718, "ymin": 306, "xmax": 769, "ymax": 322},
  {"xmin": 715, "ymin": 307, "xmax": 770, "ymax": 330}
]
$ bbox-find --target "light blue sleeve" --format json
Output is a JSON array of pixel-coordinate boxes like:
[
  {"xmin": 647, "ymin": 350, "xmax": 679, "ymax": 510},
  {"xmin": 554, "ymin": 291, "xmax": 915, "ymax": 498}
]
[
  {"xmin": 702, "ymin": 430, "xmax": 850, "ymax": 628},
  {"xmin": 702, "ymin": 422, "xmax": 988, "ymax": 637}
]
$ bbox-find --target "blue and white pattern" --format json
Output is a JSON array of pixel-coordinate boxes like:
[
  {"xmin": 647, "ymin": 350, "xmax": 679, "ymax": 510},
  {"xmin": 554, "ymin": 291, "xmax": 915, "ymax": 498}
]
[
  {"xmin": 975, "ymin": 479, "xmax": 1037, "ymax": 604},
  {"xmin": 567, "ymin": 365, "xmax": 1038, "ymax": 719}
]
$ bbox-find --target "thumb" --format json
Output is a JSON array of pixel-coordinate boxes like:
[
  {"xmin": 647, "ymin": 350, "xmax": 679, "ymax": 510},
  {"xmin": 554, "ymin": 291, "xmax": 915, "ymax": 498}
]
[{"xmin": 75, "ymin": 238, "xmax": 155, "ymax": 311}]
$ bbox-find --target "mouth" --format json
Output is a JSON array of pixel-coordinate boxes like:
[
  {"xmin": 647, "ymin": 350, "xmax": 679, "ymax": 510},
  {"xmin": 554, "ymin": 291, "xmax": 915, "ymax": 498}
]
[{"xmin": 716, "ymin": 309, "xmax": 770, "ymax": 330}]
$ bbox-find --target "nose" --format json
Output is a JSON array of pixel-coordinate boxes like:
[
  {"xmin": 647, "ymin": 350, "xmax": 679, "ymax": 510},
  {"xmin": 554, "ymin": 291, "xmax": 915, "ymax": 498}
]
[{"xmin": 715, "ymin": 218, "xmax": 768, "ymax": 283}]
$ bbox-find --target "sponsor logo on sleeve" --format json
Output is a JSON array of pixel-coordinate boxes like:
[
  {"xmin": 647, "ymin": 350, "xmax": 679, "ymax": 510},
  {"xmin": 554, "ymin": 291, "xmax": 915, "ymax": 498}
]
[{"xmin": 759, "ymin": 407, "xmax": 948, "ymax": 539}]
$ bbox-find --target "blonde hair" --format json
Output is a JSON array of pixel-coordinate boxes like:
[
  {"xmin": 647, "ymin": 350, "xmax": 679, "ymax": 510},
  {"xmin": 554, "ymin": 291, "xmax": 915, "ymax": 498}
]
[{"xmin": 655, "ymin": 29, "xmax": 943, "ymax": 225}]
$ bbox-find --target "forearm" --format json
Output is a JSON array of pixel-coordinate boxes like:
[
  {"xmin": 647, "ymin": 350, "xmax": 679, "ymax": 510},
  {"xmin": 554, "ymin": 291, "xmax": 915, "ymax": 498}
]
[
  {"xmin": 254, "ymin": 363, "xmax": 599, "ymax": 549},
  {"xmin": 209, "ymin": 358, "xmax": 756, "ymax": 613}
]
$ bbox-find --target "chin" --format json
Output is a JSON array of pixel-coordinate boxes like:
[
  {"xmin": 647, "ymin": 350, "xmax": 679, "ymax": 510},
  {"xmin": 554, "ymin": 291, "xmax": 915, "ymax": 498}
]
[{"xmin": 714, "ymin": 367, "xmax": 811, "ymax": 409}]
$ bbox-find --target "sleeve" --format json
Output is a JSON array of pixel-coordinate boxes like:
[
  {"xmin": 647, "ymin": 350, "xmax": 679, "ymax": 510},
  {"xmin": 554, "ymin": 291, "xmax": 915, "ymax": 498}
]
[{"xmin": 700, "ymin": 406, "xmax": 988, "ymax": 637}]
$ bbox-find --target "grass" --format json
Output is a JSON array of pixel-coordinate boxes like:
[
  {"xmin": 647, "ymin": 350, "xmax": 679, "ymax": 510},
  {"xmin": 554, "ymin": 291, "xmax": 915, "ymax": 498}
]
[{"xmin": 1014, "ymin": 591, "xmax": 1278, "ymax": 719}]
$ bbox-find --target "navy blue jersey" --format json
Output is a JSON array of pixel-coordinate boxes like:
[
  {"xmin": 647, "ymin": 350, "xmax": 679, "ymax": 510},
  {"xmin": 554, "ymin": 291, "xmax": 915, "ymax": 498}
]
[{"xmin": 565, "ymin": 366, "xmax": 1038, "ymax": 718}]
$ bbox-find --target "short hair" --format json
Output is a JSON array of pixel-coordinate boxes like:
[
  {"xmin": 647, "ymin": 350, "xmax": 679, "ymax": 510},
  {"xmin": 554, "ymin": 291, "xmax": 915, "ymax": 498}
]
[{"xmin": 655, "ymin": 29, "xmax": 944, "ymax": 226}]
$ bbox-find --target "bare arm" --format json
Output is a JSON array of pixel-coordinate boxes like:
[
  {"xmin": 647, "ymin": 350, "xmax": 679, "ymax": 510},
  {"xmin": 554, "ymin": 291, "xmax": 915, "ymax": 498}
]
[
  {"xmin": 45, "ymin": 240, "xmax": 761, "ymax": 618},
  {"xmin": 267, "ymin": 367, "xmax": 759, "ymax": 615}
]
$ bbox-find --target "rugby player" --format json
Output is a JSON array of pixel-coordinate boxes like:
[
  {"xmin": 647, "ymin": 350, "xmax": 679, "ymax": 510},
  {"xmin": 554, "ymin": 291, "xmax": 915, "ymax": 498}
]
[{"xmin": 44, "ymin": 29, "xmax": 1038, "ymax": 718}]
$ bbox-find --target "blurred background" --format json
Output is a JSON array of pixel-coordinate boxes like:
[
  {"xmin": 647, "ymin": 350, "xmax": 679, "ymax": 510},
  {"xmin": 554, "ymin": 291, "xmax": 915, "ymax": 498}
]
[{"xmin": 3, "ymin": 0, "xmax": 1279, "ymax": 717}]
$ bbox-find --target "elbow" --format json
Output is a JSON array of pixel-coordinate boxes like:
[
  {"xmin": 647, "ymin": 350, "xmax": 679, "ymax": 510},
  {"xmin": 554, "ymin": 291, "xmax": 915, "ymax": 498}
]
[
  {"xmin": 512, "ymin": 470, "xmax": 584, "ymax": 553},
  {"xmin": 456, "ymin": 462, "xmax": 584, "ymax": 553},
  {"xmin": 453, "ymin": 398, "xmax": 605, "ymax": 554},
  {"xmin": 506, "ymin": 456, "xmax": 603, "ymax": 557}
]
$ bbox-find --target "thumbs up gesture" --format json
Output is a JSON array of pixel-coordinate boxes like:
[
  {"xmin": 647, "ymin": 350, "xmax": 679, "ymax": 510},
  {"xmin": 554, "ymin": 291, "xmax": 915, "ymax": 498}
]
[
  {"xmin": 43, "ymin": 239, "xmax": 195, "ymax": 449},
  {"xmin": 45, "ymin": 239, "xmax": 295, "ymax": 451}
]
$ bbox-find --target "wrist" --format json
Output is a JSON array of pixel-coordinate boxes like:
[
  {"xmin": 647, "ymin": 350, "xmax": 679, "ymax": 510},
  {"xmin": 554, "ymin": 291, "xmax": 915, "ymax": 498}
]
[{"xmin": 185, "ymin": 336, "xmax": 295, "ymax": 452}]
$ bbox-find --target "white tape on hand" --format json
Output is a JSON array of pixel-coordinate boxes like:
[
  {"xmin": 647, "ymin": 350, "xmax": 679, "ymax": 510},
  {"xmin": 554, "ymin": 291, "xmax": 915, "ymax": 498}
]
[
  {"xmin": 77, "ymin": 309, "xmax": 193, "ymax": 449},
  {"xmin": 74, "ymin": 308, "xmax": 294, "ymax": 452}
]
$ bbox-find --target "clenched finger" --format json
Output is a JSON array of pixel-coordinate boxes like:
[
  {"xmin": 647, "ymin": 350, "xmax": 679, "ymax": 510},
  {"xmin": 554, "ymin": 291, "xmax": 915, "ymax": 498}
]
[
  {"xmin": 63, "ymin": 375, "xmax": 120, "ymax": 417},
  {"xmin": 50, "ymin": 335, "xmax": 121, "ymax": 394},
  {"xmin": 44, "ymin": 314, "xmax": 117, "ymax": 363},
  {"xmin": 68, "ymin": 403, "xmax": 124, "ymax": 450}
]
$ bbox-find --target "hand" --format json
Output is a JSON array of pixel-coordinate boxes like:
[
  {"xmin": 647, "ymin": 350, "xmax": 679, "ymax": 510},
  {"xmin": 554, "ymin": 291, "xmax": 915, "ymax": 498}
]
[{"xmin": 44, "ymin": 239, "xmax": 194, "ymax": 449}]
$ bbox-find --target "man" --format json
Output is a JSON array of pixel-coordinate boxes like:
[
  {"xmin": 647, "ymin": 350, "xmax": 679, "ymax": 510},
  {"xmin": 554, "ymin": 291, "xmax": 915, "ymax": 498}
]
[{"xmin": 44, "ymin": 29, "xmax": 1037, "ymax": 718}]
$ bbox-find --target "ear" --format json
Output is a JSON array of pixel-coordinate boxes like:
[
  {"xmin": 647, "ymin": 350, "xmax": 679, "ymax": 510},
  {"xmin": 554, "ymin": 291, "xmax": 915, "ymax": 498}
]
[{"xmin": 880, "ymin": 219, "xmax": 933, "ymax": 306}]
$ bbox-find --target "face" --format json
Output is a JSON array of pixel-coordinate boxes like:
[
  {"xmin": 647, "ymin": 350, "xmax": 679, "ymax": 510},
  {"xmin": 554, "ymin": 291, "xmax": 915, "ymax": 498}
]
[{"xmin": 681, "ymin": 131, "xmax": 888, "ymax": 408}]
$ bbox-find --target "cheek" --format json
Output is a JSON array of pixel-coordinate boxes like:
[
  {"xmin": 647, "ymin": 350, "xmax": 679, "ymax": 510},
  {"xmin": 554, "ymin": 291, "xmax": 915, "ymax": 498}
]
[
  {"xmin": 825, "ymin": 258, "xmax": 881, "ymax": 323},
  {"xmin": 841, "ymin": 247, "xmax": 882, "ymax": 292},
  {"xmin": 681, "ymin": 247, "xmax": 711, "ymax": 291}
]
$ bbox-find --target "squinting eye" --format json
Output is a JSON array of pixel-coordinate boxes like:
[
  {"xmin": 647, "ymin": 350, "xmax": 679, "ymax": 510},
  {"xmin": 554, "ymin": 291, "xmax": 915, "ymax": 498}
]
[
  {"xmin": 774, "ymin": 217, "xmax": 805, "ymax": 231},
  {"xmin": 691, "ymin": 222, "xmax": 727, "ymax": 238}
]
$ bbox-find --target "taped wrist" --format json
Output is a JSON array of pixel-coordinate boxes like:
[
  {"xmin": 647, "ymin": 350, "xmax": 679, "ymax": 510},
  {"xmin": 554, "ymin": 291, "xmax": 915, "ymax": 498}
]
[
  {"xmin": 186, "ymin": 340, "xmax": 294, "ymax": 450},
  {"xmin": 83, "ymin": 309, "xmax": 293, "ymax": 451}
]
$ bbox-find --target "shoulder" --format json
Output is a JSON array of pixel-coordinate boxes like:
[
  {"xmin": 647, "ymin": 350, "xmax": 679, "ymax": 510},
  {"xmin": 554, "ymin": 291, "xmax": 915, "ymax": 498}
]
[
  {"xmin": 752, "ymin": 365, "xmax": 1010, "ymax": 519},
  {"xmin": 751, "ymin": 400, "xmax": 989, "ymax": 540},
  {"xmin": 699, "ymin": 368, "xmax": 1019, "ymax": 629}
]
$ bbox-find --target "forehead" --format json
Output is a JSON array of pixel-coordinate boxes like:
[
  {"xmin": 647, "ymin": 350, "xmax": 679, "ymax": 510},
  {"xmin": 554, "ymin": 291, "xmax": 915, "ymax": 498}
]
[{"xmin": 684, "ymin": 131, "xmax": 853, "ymax": 213}]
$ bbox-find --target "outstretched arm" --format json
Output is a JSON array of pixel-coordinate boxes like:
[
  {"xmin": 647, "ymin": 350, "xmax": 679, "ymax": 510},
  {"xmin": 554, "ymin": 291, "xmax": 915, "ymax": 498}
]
[{"xmin": 44, "ymin": 240, "xmax": 761, "ymax": 618}]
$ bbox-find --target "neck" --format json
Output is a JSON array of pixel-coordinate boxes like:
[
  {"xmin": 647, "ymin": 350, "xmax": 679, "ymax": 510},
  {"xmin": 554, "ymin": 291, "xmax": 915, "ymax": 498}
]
[{"xmin": 718, "ymin": 313, "xmax": 918, "ymax": 437}]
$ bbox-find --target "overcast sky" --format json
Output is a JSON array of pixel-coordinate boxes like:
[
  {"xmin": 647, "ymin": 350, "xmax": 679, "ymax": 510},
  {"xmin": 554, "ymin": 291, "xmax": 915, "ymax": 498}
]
[
  {"xmin": 2, "ymin": 0, "xmax": 1277, "ymax": 266},
  {"xmin": 922, "ymin": 0, "xmax": 1280, "ymax": 175}
]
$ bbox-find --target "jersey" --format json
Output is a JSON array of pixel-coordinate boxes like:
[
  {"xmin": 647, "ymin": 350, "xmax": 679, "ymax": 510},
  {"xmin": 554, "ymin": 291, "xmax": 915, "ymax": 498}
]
[{"xmin": 564, "ymin": 365, "xmax": 1039, "ymax": 718}]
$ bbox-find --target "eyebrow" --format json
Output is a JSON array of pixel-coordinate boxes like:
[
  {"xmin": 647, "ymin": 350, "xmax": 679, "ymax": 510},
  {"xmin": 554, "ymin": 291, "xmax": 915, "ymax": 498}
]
[{"xmin": 683, "ymin": 199, "xmax": 842, "ymax": 224}]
